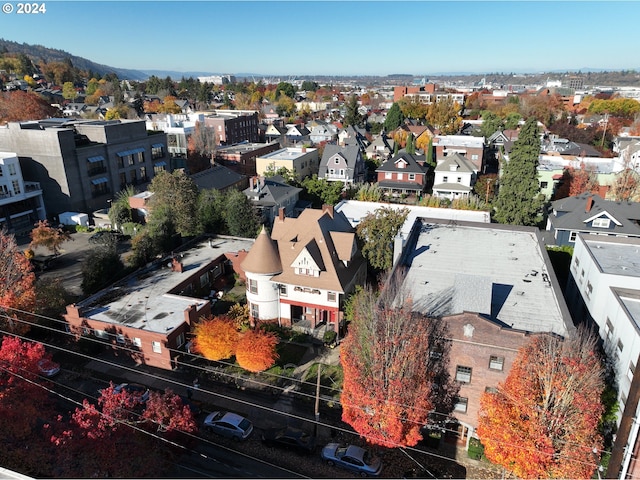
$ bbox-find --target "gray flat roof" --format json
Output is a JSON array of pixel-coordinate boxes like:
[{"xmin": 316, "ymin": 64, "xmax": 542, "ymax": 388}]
[
  {"xmin": 77, "ymin": 236, "xmax": 254, "ymax": 334},
  {"xmin": 613, "ymin": 288, "xmax": 640, "ymax": 334},
  {"xmin": 400, "ymin": 220, "xmax": 571, "ymax": 336},
  {"xmin": 583, "ymin": 235, "xmax": 640, "ymax": 278}
]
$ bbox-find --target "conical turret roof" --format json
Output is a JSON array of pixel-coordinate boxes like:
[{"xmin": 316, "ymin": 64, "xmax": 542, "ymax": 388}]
[{"xmin": 240, "ymin": 227, "xmax": 282, "ymax": 275}]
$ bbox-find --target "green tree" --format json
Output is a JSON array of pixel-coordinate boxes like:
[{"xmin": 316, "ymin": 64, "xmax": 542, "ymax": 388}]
[
  {"xmin": 275, "ymin": 82, "xmax": 295, "ymax": 99},
  {"xmin": 109, "ymin": 186, "xmax": 135, "ymax": 231},
  {"xmin": 62, "ymin": 82, "xmax": 76, "ymax": 101},
  {"xmin": 300, "ymin": 80, "xmax": 319, "ymax": 92},
  {"xmin": 343, "ymin": 95, "xmax": 362, "ymax": 128},
  {"xmin": 224, "ymin": 189, "xmax": 260, "ymax": 238},
  {"xmin": 426, "ymin": 97, "xmax": 462, "ymax": 135},
  {"xmin": 81, "ymin": 245, "xmax": 125, "ymax": 295},
  {"xmin": 494, "ymin": 117, "xmax": 543, "ymax": 226},
  {"xmin": 197, "ymin": 188, "xmax": 227, "ymax": 234},
  {"xmin": 406, "ymin": 133, "xmax": 415, "ymax": 154},
  {"xmin": 301, "ymin": 175, "xmax": 344, "ymax": 207},
  {"xmin": 275, "ymin": 95, "xmax": 296, "ymax": 118},
  {"xmin": 504, "ymin": 112, "xmax": 522, "ymax": 130},
  {"xmin": 384, "ymin": 102, "xmax": 404, "ymax": 131},
  {"xmin": 480, "ymin": 111, "xmax": 503, "ymax": 138},
  {"xmin": 148, "ymin": 170, "xmax": 200, "ymax": 237},
  {"xmin": 356, "ymin": 207, "xmax": 409, "ymax": 271}
]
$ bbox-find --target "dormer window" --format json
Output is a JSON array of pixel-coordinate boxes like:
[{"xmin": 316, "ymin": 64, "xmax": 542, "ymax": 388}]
[
  {"xmin": 334, "ymin": 158, "xmax": 340, "ymax": 164},
  {"xmin": 592, "ymin": 218, "xmax": 611, "ymax": 228}
]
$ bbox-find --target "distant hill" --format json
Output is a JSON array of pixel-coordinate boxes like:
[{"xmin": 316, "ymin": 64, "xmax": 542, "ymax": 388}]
[{"xmin": 0, "ymin": 39, "xmax": 149, "ymax": 80}]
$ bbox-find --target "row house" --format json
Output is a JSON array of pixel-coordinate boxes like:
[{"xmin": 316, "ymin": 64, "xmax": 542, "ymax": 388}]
[
  {"xmin": 0, "ymin": 119, "xmax": 169, "ymax": 218},
  {"xmin": 375, "ymin": 151, "xmax": 429, "ymax": 196},
  {"xmin": 318, "ymin": 144, "xmax": 366, "ymax": 185},
  {"xmin": 0, "ymin": 152, "xmax": 46, "ymax": 235},
  {"xmin": 241, "ymin": 205, "xmax": 367, "ymax": 338},
  {"xmin": 433, "ymin": 135, "xmax": 486, "ymax": 172}
]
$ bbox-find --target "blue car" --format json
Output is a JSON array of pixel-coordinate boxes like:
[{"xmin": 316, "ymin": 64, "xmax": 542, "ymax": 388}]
[{"xmin": 321, "ymin": 443, "xmax": 383, "ymax": 477}]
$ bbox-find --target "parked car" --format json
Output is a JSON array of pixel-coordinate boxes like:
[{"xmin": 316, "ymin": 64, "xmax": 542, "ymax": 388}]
[
  {"xmin": 203, "ymin": 411, "xmax": 253, "ymax": 441},
  {"xmin": 37, "ymin": 358, "xmax": 61, "ymax": 377},
  {"xmin": 89, "ymin": 231, "xmax": 125, "ymax": 244},
  {"xmin": 261, "ymin": 426, "xmax": 316, "ymax": 453},
  {"xmin": 113, "ymin": 383, "xmax": 150, "ymax": 403},
  {"xmin": 321, "ymin": 443, "xmax": 383, "ymax": 477}
]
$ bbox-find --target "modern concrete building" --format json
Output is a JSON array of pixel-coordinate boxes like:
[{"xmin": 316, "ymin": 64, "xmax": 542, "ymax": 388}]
[
  {"xmin": 0, "ymin": 152, "xmax": 46, "ymax": 235},
  {"xmin": 0, "ymin": 119, "xmax": 169, "ymax": 219},
  {"xmin": 565, "ymin": 234, "xmax": 640, "ymax": 479}
]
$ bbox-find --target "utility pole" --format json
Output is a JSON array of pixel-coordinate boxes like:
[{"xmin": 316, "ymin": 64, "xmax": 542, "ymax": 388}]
[{"xmin": 314, "ymin": 363, "xmax": 322, "ymax": 436}]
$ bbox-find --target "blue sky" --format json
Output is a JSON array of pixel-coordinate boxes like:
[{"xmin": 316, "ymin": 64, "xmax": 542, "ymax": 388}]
[{"xmin": 1, "ymin": 1, "xmax": 638, "ymax": 77}]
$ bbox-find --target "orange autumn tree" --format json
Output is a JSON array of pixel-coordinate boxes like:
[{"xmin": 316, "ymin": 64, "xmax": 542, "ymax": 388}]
[
  {"xmin": 192, "ymin": 316, "xmax": 238, "ymax": 361},
  {"xmin": 477, "ymin": 328, "xmax": 605, "ymax": 479},
  {"xmin": 0, "ymin": 229, "xmax": 36, "ymax": 334},
  {"xmin": 340, "ymin": 279, "xmax": 456, "ymax": 448},
  {"xmin": 235, "ymin": 327, "xmax": 279, "ymax": 373},
  {"xmin": 554, "ymin": 165, "xmax": 600, "ymax": 200},
  {"xmin": 30, "ymin": 220, "xmax": 72, "ymax": 256}
]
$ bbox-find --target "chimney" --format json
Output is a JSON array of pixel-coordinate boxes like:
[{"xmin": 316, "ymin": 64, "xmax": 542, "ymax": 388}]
[
  {"xmin": 278, "ymin": 207, "xmax": 285, "ymax": 222},
  {"xmin": 302, "ymin": 145, "xmax": 307, "ymax": 153},
  {"xmin": 322, "ymin": 204, "xmax": 334, "ymax": 218},
  {"xmin": 586, "ymin": 196, "xmax": 594, "ymax": 213},
  {"xmin": 249, "ymin": 177, "xmax": 254, "ymax": 190}
]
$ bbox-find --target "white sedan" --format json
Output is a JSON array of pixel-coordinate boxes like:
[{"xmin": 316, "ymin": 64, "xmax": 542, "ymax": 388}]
[{"xmin": 203, "ymin": 411, "xmax": 253, "ymax": 441}]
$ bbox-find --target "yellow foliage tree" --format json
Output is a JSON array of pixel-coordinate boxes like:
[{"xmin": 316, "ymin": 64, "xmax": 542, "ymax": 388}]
[
  {"xmin": 192, "ymin": 316, "xmax": 238, "ymax": 361},
  {"xmin": 235, "ymin": 328, "xmax": 279, "ymax": 373}
]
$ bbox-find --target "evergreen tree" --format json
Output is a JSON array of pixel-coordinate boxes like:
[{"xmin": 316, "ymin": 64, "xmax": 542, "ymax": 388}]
[
  {"xmin": 384, "ymin": 102, "xmax": 404, "ymax": 131},
  {"xmin": 224, "ymin": 189, "xmax": 260, "ymax": 238},
  {"xmin": 344, "ymin": 95, "xmax": 361, "ymax": 128},
  {"xmin": 406, "ymin": 133, "xmax": 415, "ymax": 154},
  {"xmin": 494, "ymin": 117, "xmax": 543, "ymax": 226}
]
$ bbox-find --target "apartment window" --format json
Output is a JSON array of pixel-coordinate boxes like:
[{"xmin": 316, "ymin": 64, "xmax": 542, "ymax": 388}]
[
  {"xmin": 0, "ymin": 166, "xmax": 3, "ymax": 177},
  {"xmin": 279, "ymin": 284, "xmax": 288, "ymax": 296},
  {"xmin": 137, "ymin": 151, "xmax": 145, "ymax": 163},
  {"xmin": 586, "ymin": 281, "xmax": 593, "ymax": 299},
  {"xmin": 581, "ymin": 268, "xmax": 585, "ymax": 278},
  {"xmin": 617, "ymin": 339, "xmax": 624, "ymax": 354},
  {"xmin": 471, "ymin": 154, "xmax": 478, "ymax": 160},
  {"xmin": 152, "ymin": 144, "xmax": 164, "ymax": 159},
  {"xmin": 485, "ymin": 386, "xmax": 499, "ymax": 394},
  {"xmin": 489, "ymin": 355, "xmax": 504, "ymax": 371},
  {"xmin": 251, "ymin": 303, "xmax": 259, "ymax": 319},
  {"xmin": 605, "ymin": 318, "xmax": 614, "ymax": 341},
  {"xmin": 409, "ymin": 173, "xmax": 415, "ymax": 181},
  {"xmin": 176, "ymin": 332, "xmax": 185, "ymax": 348},
  {"xmin": 456, "ymin": 365, "xmax": 472, "ymax": 383},
  {"xmin": 116, "ymin": 334, "xmax": 126, "ymax": 344},
  {"xmin": 569, "ymin": 231, "xmax": 577, "ymax": 242},
  {"xmin": 629, "ymin": 361, "xmax": 636, "ymax": 382},
  {"xmin": 11, "ymin": 180, "xmax": 20, "ymax": 194},
  {"xmin": 592, "ymin": 218, "xmax": 611, "ymax": 228},
  {"xmin": 540, "ymin": 181, "xmax": 548, "ymax": 189},
  {"xmin": 454, "ymin": 397, "xmax": 468, "ymax": 413},
  {"xmin": 8, "ymin": 163, "xmax": 16, "ymax": 175},
  {"xmin": 152, "ymin": 341, "xmax": 162, "ymax": 354},
  {"xmin": 132, "ymin": 337, "xmax": 142, "ymax": 348},
  {"xmin": 94, "ymin": 329, "xmax": 107, "ymax": 339},
  {"xmin": 248, "ymin": 279, "xmax": 258, "ymax": 294},
  {"xmin": 574, "ymin": 256, "xmax": 580, "ymax": 268},
  {"xmin": 153, "ymin": 161, "xmax": 167, "ymax": 174},
  {"xmin": 140, "ymin": 166, "xmax": 147, "ymax": 181},
  {"xmin": 327, "ymin": 291, "xmax": 336, "ymax": 302}
]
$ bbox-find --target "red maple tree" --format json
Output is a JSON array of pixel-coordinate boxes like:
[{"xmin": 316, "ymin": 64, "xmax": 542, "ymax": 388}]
[
  {"xmin": 0, "ymin": 90, "xmax": 59, "ymax": 124},
  {"xmin": 554, "ymin": 165, "xmax": 600, "ymax": 200},
  {"xmin": 29, "ymin": 220, "xmax": 72, "ymax": 256},
  {"xmin": 192, "ymin": 315, "xmax": 238, "ymax": 361},
  {"xmin": 142, "ymin": 389, "xmax": 198, "ymax": 434},
  {"xmin": 235, "ymin": 327, "xmax": 279, "ymax": 372},
  {"xmin": 477, "ymin": 329, "xmax": 605, "ymax": 479},
  {"xmin": 340, "ymin": 282, "xmax": 454, "ymax": 448},
  {"xmin": 0, "ymin": 230, "xmax": 36, "ymax": 333}
]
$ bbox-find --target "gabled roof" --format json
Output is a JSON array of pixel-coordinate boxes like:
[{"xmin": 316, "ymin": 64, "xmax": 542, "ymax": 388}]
[
  {"xmin": 243, "ymin": 176, "xmax": 302, "ymax": 206},
  {"xmin": 435, "ymin": 152, "xmax": 478, "ymax": 173},
  {"xmin": 550, "ymin": 193, "xmax": 640, "ymax": 235},
  {"xmin": 376, "ymin": 151, "xmax": 426, "ymax": 174},
  {"xmin": 268, "ymin": 207, "xmax": 364, "ymax": 292},
  {"xmin": 320, "ymin": 144, "xmax": 362, "ymax": 170}
]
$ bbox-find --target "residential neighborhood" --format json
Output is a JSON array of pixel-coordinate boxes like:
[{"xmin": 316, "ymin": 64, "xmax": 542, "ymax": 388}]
[{"xmin": 2, "ymin": 32, "xmax": 640, "ymax": 480}]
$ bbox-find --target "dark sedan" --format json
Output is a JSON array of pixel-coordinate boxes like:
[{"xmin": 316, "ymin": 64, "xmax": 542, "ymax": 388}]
[{"xmin": 261, "ymin": 426, "xmax": 317, "ymax": 454}]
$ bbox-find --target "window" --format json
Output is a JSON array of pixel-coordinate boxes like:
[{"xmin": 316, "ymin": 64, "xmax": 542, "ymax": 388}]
[
  {"xmin": 489, "ymin": 355, "xmax": 504, "ymax": 371},
  {"xmin": 397, "ymin": 173, "xmax": 403, "ymax": 180},
  {"xmin": 586, "ymin": 281, "xmax": 593, "ymax": 299},
  {"xmin": 94, "ymin": 329, "xmax": 107, "ymax": 338},
  {"xmin": 385, "ymin": 172, "xmax": 392, "ymax": 179},
  {"xmin": 251, "ymin": 303, "xmax": 259, "ymax": 319},
  {"xmin": 248, "ymin": 279, "xmax": 258, "ymax": 294},
  {"xmin": 629, "ymin": 361, "xmax": 636, "ymax": 382},
  {"xmin": 409, "ymin": 173, "xmax": 415, "ymax": 181},
  {"xmin": 605, "ymin": 318, "xmax": 614, "ymax": 341},
  {"xmin": 471, "ymin": 154, "xmax": 478, "ymax": 160},
  {"xmin": 327, "ymin": 291, "xmax": 336, "ymax": 302},
  {"xmin": 137, "ymin": 151, "xmax": 145, "ymax": 163},
  {"xmin": 617, "ymin": 339, "xmax": 624, "ymax": 354},
  {"xmin": 176, "ymin": 332, "xmax": 185, "ymax": 348},
  {"xmin": 592, "ymin": 217, "xmax": 611, "ymax": 228},
  {"xmin": 116, "ymin": 334, "xmax": 126, "ymax": 344},
  {"xmin": 0, "ymin": 166, "xmax": 3, "ymax": 177},
  {"xmin": 443, "ymin": 176, "xmax": 448, "ymax": 182},
  {"xmin": 8, "ymin": 163, "xmax": 16, "ymax": 175},
  {"xmin": 153, "ymin": 162, "xmax": 167, "ymax": 174},
  {"xmin": 454, "ymin": 397, "xmax": 468, "ymax": 413},
  {"xmin": 279, "ymin": 284, "xmax": 288, "ymax": 296},
  {"xmin": 456, "ymin": 365, "xmax": 472, "ymax": 383},
  {"xmin": 569, "ymin": 231, "xmax": 577, "ymax": 242},
  {"xmin": 132, "ymin": 337, "xmax": 142, "ymax": 348},
  {"xmin": 152, "ymin": 341, "xmax": 162, "ymax": 354},
  {"xmin": 334, "ymin": 158, "xmax": 340, "ymax": 164},
  {"xmin": 540, "ymin": 181, "xmax": 548, "ymax": 189},
  {"xmin": 152, "ymin": 144, "xmax": 164, "ymax": 159},
  {"xmin": 457, "ymin": 177, "xmax": 462, "ymax": 183},
  {"xmin": 11, "ymin": 180, "xmax": 20, "ymax": 194},
  {"xmin": 485, "ymin": 386, "xmax": 499, "ymax": 394}
]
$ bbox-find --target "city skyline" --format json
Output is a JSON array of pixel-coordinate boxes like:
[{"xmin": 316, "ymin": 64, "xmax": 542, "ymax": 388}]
[{"xmin": 1, "ymin": 1, "xmax": 639, "ymax": 77}]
